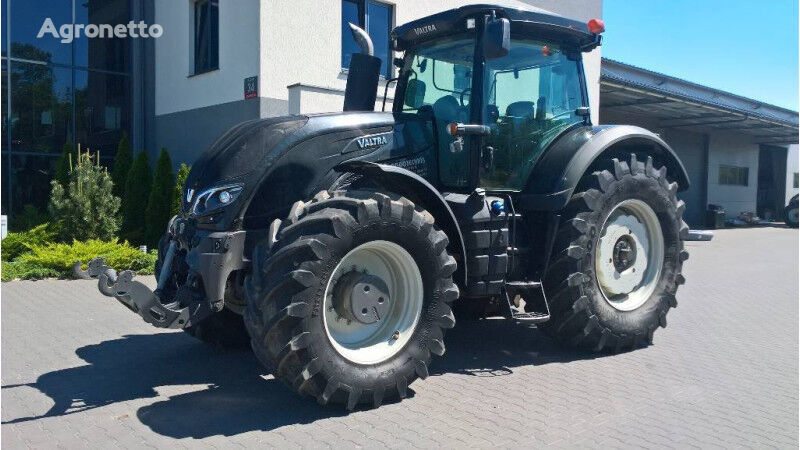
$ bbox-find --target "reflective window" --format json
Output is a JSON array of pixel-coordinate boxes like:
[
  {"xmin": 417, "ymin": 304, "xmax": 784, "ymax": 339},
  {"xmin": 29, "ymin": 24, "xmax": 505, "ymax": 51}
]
[
  {"xmin": 75, "ymin": 70, "xmax": 130, "ymax": 155},
  {"xmin": 719, "ymin": 165, "xmax": 749, "ymax": 186},
  {"xmin": 194, "ymin": 0, "xmax": 219, "ymax": 74},
  {"xmin": 9, "ymin": 0, "xmax": 72, "ymax": 64},
  {"xmin": 75, "ymin": 0, "xmax": 130, "ymax": 71},
  {"xmin": 342, "ymin": 0, "xmax": 393, "ymax": 78}
]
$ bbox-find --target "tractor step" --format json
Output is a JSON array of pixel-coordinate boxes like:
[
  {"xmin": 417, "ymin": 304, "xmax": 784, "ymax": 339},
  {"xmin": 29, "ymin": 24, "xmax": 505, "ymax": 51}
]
[{"xmin": 503, "ymin": 281, "xmax": 551, "ymax": 323}]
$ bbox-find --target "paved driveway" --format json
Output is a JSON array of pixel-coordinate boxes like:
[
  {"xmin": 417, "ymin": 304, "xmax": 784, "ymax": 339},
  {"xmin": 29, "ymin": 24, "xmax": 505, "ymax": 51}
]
[{"xmin": 2, "ymin": 227, "xmax": 798, "ymax": 448}]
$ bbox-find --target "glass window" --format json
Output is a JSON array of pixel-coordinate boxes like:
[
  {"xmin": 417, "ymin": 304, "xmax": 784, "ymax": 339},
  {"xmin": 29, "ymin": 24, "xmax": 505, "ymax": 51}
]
[
  {"xmin": 9, "ymin": 0, "xmax": 72, "ymax": 64},
  {"xmin": 481, "ymin": 40, "xmax": 584, "ymax": 190},
  {"xmin": 7, "ymin": 61, "xmax": 73, "ymax": 155},
  {"xmin": 75, "ymin": 0, "xmax": 130, "ymax": 71},
  {"xmin": 719, "ymin": 165, "xmax": 749, "ymax": 186},
  {"xmin": 397, "ymin": 37, "xmax": 475, "ymax": 187},
  {"xmin": 341, "ymin": 0, "xmax": 393, "ymax": 78},
  {"xmin": 194, "ymin": 0, "xmax": 219, "ymax": 74},
  {"xmin": 794, "ymin": 172, "xmax": 798, "ymax": 189},
  {"xmin": 75, "ymin": 70, "xmax": 131, "ymax": 156}
]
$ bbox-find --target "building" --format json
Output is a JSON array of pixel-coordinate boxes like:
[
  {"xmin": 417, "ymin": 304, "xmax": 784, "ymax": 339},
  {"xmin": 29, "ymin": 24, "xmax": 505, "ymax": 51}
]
[{"xmin": 2, "ymin": 0, "xmax": 797, "ymax": 229}]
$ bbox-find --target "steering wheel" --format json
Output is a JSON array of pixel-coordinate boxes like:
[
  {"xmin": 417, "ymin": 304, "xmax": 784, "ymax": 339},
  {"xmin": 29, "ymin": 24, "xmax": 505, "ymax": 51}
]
[{"xmin": 459, "ymin": 88, "xmax": 471, "ymax": 107}]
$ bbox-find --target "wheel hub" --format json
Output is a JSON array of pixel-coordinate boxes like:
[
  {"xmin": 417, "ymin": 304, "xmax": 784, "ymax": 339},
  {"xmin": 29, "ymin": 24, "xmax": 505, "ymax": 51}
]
[
  {"xmin": 332, "ymin": 271, "xmax": 391, "ymax": 325},
  {"xmin": 612, "ymin": 235, "xmax": 637, "ymax": 272},
  {"xmin": 594, "ymin": 199, "xmax": 665, "ymax": 312}
]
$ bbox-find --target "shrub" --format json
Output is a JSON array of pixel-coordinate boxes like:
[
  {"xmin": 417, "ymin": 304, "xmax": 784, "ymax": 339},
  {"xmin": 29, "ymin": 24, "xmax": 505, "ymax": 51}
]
[
  {"xmin": 48, "ymin": 151, "xmax": 121, "ymax": 242},
  {"xmin": 112, "ymin": 132, "xmax": 133, "ymax": 199},
  {"xmin": 1, "ymin": 239, "xmax": 157, "ymax": 281},
  {"xmin": 172, "ymin": 163, "xmax": 191, "ymax": 216},
  {"xmin": 145, "ymin": 148, "xmax": 175, "ymax": 248},
  {"xmin": 121, "ymin": 151, "xmax": 152, "ymax": 244},
  {"xmin": 53, "ymin": 142, "xmax": 78, "ymax": 188},
  {"xmin": 1, "ymin": 222, "xmax": 61, "ymax": 262},
  {"xmin": 11, "ymin": 204, "xmax": 49, "ymax": 232}
]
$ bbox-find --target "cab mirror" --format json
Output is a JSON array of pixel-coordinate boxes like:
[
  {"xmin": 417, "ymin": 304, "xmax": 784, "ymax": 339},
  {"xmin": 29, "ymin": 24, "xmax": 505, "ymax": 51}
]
[
  {"xmin": 484, "ymin": 17, "xmax": 510, "ymax": 59},
  {"xmin": 404, "ymin": 78, "xmax": 426, "ymax": 109}
]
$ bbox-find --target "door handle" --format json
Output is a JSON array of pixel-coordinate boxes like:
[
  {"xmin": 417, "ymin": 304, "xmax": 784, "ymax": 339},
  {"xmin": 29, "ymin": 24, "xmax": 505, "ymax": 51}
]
[
  {"xmin": 448, "ymin": 122, "xmax": 491, "ymax": 136},
  {"xmin": 482, "ymin": 146, "xmax": 494, "ymax": 171}
]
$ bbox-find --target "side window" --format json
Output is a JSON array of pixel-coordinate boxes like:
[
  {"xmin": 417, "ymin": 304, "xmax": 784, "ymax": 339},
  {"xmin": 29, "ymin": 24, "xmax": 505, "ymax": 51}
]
[
  {"xmin": 341, "ymin": 0, "xmax": 393, "ymax": 78},
  {"xmin": 193, "ymin": 0, "xmax": 219, "ymax": 75},
  {"xmin": 481, "ymin": 41, "xmax": 584, "ymax": 190}
]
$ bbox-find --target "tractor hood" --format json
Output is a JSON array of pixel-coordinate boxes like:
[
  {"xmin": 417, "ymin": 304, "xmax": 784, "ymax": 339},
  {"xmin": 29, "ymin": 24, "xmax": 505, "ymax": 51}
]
[{"xmin": 182, "ymin": 111, "xmax": 434, "ymax": 231}]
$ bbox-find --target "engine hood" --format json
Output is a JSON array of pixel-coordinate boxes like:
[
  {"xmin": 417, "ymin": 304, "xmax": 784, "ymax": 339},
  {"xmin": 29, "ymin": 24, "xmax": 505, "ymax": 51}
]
[{"xmin": 182, "ymin": 111, "xmax": 430, "ymax": 230}]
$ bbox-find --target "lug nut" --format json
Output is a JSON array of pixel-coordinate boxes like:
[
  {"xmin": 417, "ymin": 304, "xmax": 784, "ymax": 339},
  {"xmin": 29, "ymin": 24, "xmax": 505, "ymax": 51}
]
[{"xmin": 391, "ymin": 330, "xmax": 400, "ymax": 340}]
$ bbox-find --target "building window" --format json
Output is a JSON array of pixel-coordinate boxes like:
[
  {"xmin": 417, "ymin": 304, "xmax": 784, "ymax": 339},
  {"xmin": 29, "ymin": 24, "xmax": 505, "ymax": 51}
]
[
  {"xmin": 193, "ymin": 0, "xmax": 219, "ymax": 75},
  {"xmin": 719, "ymin": 165, "xmax": 749, "ymax": 186},
  {"xmin": 794, "ymin": 172, "xmax": 799, "ymax": 189},
  {"xmin": 341, "ymin": 0, "xmax": 393, "ymax": 78}
]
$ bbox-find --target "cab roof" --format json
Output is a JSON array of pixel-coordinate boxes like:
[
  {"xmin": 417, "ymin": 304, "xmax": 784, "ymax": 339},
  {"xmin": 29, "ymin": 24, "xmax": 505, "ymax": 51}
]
[{"xmin": 392, "ymin": 4, "xmax": 600, "ymax": 52}]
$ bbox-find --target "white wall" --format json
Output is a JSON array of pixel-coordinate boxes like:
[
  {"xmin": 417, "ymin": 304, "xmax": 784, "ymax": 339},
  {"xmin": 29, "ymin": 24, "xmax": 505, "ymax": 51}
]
[
  {"xmin": 786, "ymin": 144, "xmax": 799, "ymax": 203},
  {"xmin": 706, "ymin": 132, "xmax": 760, "ymax": 218},
  {"xmin": 155, "ymin": 0, "xmax": 261, "ymax": 116},
  {"xmin": 259, "ymin": 0, "xmax": 602, "ymax": 117}
]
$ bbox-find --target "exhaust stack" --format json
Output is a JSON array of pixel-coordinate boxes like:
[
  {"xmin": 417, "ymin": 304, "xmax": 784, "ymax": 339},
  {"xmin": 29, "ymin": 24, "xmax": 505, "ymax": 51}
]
[{"xmin": 343, "ymin": 23, "xmax": 382, "ymax": 112}]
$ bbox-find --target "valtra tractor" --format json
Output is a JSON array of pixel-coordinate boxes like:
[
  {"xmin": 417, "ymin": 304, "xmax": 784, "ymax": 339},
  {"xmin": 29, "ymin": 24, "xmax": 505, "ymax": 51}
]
[{"xmin": 86, "ymin": 4, "xmax": 690, "ymax": 409}]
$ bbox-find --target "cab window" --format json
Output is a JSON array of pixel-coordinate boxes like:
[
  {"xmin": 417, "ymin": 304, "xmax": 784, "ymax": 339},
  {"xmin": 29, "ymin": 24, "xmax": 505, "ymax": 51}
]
[{"xmin": 481, "ymin": 40, "xmax": 584, "ymax": 190}]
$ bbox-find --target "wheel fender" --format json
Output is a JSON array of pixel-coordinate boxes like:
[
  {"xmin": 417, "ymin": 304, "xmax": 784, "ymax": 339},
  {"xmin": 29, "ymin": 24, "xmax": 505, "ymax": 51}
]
[
  {"xmin": 522, "ymin": 125, "xmax": 691, "ymax": 210},
  {"xmin": 335, "ymin": 161, "xmax": 468, "ymax": 287}
]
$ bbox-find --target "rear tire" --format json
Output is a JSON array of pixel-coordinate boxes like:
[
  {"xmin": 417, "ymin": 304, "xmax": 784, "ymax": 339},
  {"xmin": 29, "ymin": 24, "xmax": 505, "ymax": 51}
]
[
  {"xmin": 155, "ymin": 233, "xmax": 250, "ymax": 348},
  {"xmin": 244, "ymin": 189, "xmax": 458, "ymax": 409},
  {"xmin": 785, "ymin": 203, "xmax": 799, "ymax": 228},
  {"xmin": 540, "ymin": 154, "xmax": 688, "ymax": 352}
]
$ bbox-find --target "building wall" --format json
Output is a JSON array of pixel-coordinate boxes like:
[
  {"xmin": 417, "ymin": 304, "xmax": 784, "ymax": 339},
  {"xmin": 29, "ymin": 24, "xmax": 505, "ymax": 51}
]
[
  {"xmin": 706, "ymin": 132, "xmax": 760, "ymax": 219},
  {"xmin": 786, "ymin": 144, "xmax": 799, "ymax": 203}
]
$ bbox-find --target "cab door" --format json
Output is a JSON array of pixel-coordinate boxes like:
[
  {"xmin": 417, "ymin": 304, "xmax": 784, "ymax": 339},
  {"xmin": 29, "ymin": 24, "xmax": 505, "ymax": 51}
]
[{"xmin": 479, "ymin": 40, "xmax": 585, "ymax": 191}]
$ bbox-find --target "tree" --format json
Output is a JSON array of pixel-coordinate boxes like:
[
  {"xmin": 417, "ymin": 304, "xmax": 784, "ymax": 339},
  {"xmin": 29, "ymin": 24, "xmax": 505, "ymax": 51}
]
[
  {"xmin": 172, "ymin": 163, "xmax": 191, "ymax": 216},
  {"xmin": 121, "ymin": 151, "xmax": 152, "ymax": 244},
  {"xmin": 53, "ymin": 142, "xmax": 77, "ymax": 188},
  {"xmin": 144, "ymin": 149, "xmax": 175, "ymax": 249},
  {"xmin": 111, "ymin": 132, "xmax": 132, "ymax": 199},
  {"xmin": 48, "ymin": 151, "xmax": 120, "ymax": 241}
]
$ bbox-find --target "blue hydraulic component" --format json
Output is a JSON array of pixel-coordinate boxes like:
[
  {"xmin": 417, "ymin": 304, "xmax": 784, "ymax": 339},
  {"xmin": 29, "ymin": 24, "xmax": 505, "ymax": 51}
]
[{"xmin": 490, "ymin": 199, "xmax": 505, "ymax": 215}]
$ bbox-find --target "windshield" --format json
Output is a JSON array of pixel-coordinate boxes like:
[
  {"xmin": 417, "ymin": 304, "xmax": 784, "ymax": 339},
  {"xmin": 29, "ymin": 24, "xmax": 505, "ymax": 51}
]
[{"xmin": 394, "ymin": 36, "xmax": 476, "ymax": 187}]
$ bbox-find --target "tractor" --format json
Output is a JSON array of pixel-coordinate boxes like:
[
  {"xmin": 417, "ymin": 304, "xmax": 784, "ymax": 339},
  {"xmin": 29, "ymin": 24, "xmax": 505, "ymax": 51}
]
[{"xmin": 86, "ymin": 4, "xmax": 690, "ymax": 410}]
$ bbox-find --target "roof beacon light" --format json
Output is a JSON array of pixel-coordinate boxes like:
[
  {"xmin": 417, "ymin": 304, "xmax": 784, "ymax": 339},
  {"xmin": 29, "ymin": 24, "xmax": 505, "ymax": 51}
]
[{"xmin": 587, "ymin": 18, "xmax": 605, "ymax": 34}]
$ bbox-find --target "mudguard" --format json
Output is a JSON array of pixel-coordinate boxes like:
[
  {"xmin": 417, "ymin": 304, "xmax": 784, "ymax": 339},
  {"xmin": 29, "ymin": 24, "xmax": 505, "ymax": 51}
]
[
  {"xmin": 520, "ymin": 125, "xmax": 691, "ymax": 211},
  {"xmin": 335, "ymin": 160, "xmax": 468, "ymax": 287}
]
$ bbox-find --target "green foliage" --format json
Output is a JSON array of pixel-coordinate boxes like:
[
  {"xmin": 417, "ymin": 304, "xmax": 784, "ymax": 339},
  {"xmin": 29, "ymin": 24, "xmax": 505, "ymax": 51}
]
[
  {"xmin": 53, "ymin": 142, "xmax": 77, "ymax": 188},
  {"xmin": 1, "ymin": 239, "xmax": 157, "ymax": 281},
  {"xmin": 145, "ymin": 148, "xmax": 175, "ymax": 248},
  {"xmin": 1, "ymin": 222, "xmax": 61, "ymax": 262},
  {"xmin": 121, "ymin": 151, "xmax": 152, "ymax": 244},
  {"xmin": 112, "ymin": 132, "xmax": 133, "ymax": 199},
  {"xmin": 48, "ymin": 151, "xmax": 121, "ymax": 242},
  {"xmin": 11, "ymin": 204, "xmax": 49, "ymax": 232},
  {"xmin": 172, "ymin": 163, "xmax": 191, "ymax": 216}
]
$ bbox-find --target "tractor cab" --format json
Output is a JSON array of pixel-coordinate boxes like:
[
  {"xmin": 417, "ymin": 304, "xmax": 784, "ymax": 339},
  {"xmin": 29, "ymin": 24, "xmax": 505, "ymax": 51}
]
[{"xmin": 390, "ymin": 4, "xmax": 603, "ymax": 192}]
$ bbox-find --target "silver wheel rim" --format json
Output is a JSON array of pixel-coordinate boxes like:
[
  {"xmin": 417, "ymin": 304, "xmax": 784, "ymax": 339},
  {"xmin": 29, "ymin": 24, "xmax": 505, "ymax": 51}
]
[
  {"xmin": 323, "ymin": 240, "xmax": 424, "ymax": 365},
  {"xmin": 788, "ymin": 208, "xmax": 798, "ymax": 223},
  {"xmin": 595, "ymin": 199, "xmax": 665, "ymax": 311}
]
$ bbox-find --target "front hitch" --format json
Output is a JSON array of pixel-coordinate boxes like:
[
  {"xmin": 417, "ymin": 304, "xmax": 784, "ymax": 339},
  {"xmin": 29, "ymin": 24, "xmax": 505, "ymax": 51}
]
[{"xmin": 80, "ymin": 243, "xmax": 215, "ymax": 329}]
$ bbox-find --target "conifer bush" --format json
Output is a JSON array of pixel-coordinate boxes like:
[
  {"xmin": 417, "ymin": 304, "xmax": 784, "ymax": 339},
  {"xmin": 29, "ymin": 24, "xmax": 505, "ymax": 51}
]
[
  {"xmin": 112, "ymin": 132, "xmax": 133, "ymax": 199},
  {"xmin": 48, "ymin": 151, "xmax": 121, "ymax": 242},
  {"xmin": 172, "ymin": 163, "xmax": 191, "ymax": 216},
  {"xmin": 121, "ymin": 151, "xmax": 152, "ymax": 244},
  {"xmin": 145, "ymin": 148, "xmax": 175, "ymax": 248}
]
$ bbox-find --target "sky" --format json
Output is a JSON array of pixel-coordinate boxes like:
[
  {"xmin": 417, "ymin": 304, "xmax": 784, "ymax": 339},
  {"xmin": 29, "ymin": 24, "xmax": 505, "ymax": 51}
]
[{"xmin": 603, "ymin": 0, "xmax": 799, "ymax": 112}]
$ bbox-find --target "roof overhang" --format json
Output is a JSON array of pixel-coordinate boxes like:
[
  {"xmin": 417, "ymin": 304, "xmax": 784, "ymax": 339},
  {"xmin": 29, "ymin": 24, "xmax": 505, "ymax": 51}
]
[{"xmin": 601, "ymin": 59, "xmax": 799, "ymax": 145}]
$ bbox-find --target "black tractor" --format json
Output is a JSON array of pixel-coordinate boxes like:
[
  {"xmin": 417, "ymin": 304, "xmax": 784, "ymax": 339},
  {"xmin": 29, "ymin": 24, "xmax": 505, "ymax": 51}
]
[{"xmin": 87, "ymin": 4, "xmax": 690, "ymax": 409}]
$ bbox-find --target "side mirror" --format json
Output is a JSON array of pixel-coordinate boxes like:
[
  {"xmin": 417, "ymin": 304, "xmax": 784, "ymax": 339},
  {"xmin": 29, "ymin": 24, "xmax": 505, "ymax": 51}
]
[
  {"xmin": 484, "ymin": 17, "xmax": 510, "ymax": 59},
  {"xmin": 404, "ymin": 79, "xmax": 426, "ymax": 109}
]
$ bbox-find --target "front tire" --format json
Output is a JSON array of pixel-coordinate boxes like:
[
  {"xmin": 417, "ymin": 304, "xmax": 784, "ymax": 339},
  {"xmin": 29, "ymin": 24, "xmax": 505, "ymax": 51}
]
[
  {"xmin": 244, "ymin": 189, "xmax": 458, "ymax": 409},
  {"xmin": 541, "ymin": 154, "xmax": 689, "ymax": 352}
]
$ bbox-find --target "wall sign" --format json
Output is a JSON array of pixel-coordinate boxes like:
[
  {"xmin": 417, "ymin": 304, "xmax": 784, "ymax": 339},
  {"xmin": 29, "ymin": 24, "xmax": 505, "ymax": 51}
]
[{"xmin": 244, "ymin": 76, "xmax": 258, "ymax": 99}]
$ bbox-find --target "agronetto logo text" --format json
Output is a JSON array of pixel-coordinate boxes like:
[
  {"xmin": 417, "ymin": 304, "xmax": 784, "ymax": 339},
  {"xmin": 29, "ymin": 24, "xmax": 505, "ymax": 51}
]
[{"xmin": 37, "ymin": 18, "xmax": 163, "ymax": 44}]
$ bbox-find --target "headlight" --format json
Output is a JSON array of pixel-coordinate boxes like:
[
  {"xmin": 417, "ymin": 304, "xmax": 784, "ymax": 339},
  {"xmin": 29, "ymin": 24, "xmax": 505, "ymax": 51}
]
[{"xmin": 191, "ymin": 184, "xmax": 244, "ymax": 216}]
